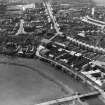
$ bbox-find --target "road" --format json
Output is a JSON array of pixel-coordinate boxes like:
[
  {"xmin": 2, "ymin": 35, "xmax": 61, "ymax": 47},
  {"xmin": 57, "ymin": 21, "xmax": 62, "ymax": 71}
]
[
  {"xmin": 43, "ymin": 0, "xmax": 62, "ymax": 40},
  {"xmin": 81, "ymin": 16, "xmax": 105, "ymax": 29}
]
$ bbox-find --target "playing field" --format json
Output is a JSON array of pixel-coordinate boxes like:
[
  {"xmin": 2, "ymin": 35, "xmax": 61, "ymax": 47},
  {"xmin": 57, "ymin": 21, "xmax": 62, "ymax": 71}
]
[{"xmin": 0, "ymin": 61, "xmax": 66, "ymax": 105}]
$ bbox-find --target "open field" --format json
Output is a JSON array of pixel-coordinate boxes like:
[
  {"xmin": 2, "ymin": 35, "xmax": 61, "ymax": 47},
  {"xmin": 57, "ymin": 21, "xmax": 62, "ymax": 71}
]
[{"xmin": 0, "ymin": 57, "xmax": 68, "ymax": 105}]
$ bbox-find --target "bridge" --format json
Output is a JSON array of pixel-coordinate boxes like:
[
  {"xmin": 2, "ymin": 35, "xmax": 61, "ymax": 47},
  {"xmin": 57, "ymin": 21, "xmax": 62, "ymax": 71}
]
[{"xmin": 36, "ymin": 91, "xmax": 100, "ymax": 105}]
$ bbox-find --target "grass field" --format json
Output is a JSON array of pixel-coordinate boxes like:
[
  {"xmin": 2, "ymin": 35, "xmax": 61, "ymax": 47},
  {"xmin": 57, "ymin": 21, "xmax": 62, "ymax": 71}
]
[{"xmin": 0, "ymin": 63, "xmax": 66, "ymax": 105}]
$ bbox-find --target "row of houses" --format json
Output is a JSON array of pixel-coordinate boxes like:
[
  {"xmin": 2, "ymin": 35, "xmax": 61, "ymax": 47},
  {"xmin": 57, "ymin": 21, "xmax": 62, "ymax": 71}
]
[{"xmin": 36, "ymin": 38, "xmax": 105, "ymax": 90}]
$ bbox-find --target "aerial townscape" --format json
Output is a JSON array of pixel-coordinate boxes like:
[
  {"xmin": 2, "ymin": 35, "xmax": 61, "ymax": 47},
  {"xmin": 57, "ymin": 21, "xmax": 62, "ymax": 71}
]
[{"xmin": 1, "ymin": 0, "xmax": 105, "ymax": 105}]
